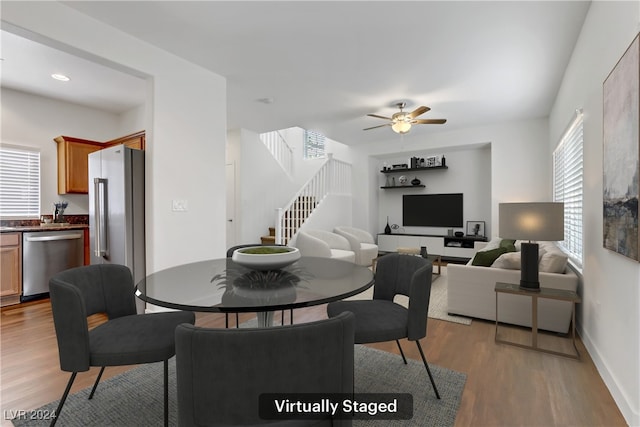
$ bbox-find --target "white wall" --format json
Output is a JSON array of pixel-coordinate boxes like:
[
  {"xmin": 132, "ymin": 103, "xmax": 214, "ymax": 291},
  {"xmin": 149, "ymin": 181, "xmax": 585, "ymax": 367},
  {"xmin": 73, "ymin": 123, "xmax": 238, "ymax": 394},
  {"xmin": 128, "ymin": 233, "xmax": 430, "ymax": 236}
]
[
  {"xmin": 118, "ymin": 104, "xmax": 146, "ymax": 136},
  {"xmin": 353, "ymin": 118, "xmax": 550, "ymax": 239},
  {"xmin": 549, "ymin": 1, "xmax": 640, "ymax": 424},
  {"xmin": 2, "ymin": 2, "xmax": 228, "ymax": 273}
]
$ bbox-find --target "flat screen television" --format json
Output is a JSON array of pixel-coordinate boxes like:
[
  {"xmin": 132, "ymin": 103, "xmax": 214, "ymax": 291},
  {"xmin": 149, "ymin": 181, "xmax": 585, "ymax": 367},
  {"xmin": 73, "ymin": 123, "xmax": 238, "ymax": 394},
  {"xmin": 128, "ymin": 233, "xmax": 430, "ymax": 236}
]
[{"xmin": 402, "ymin": 193, "xmax": 463, "ymax": 227}]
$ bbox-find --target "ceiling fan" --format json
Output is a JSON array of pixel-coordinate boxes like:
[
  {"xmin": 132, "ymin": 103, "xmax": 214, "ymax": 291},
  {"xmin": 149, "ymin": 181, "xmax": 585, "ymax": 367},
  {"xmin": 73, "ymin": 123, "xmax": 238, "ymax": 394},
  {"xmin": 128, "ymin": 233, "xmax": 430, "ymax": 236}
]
[{"xmin": 364, "ymin": 102, "xmax": 446, "ymax": 134}]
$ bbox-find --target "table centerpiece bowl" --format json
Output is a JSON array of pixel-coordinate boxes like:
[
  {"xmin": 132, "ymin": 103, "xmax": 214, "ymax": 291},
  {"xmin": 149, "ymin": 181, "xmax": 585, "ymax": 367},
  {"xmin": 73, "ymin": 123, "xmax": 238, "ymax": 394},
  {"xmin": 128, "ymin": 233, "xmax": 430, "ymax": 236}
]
[{"xmin": 231, "ymin": 246, "xmax": 301, "ymax": 271}]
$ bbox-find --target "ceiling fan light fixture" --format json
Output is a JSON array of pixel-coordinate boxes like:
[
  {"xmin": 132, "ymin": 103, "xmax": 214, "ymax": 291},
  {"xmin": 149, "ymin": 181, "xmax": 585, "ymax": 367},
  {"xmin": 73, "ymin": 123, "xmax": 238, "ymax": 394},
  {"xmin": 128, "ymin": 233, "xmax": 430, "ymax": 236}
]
[
  {"xmin": 365, "ymin": 102, "xmax": 445, "ymax": 134},
  {"xmin": 391, "ymin": 111, "xmax": 412, "ymax": 133},
  {"xmin": 392, "ymin": 120, "xmax": 411, "ymax": 134}
]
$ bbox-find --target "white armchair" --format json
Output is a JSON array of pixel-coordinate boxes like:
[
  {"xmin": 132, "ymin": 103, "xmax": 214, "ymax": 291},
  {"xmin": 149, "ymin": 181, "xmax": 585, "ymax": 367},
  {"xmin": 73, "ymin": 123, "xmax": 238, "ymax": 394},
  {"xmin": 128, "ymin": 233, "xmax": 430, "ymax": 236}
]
[
  {"xmin": 334, "ymin": 226, "xmax": 379, "ymax": 266},
  {"xmin": 293, "ymin": 230, "xmax": 356, "ymax": 263}
]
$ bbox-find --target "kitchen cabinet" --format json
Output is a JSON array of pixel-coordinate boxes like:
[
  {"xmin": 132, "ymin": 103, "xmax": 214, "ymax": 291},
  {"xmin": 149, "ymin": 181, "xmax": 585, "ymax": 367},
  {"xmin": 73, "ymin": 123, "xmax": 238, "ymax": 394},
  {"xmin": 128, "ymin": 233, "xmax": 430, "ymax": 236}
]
[
  {"xmin": 54, "ymin": 131, "xmax": 145, "ymax": 194},
  {"xmin": 0, "ymin": 233, "xmax": 22, "ymax": 307},
  {"xmin": 105, "ymin": 131, "xmax": 146, "ymax": 150},
  {"xmin": 55, "ymin": 136, "xmax": 103, "ymax": 194}
]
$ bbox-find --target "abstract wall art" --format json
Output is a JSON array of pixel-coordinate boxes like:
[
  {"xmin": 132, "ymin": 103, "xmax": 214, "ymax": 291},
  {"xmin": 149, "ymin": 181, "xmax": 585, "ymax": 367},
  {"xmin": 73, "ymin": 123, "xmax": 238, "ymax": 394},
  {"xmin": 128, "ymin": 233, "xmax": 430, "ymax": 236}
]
[{"xmin": 603, "ymin": 33, "xmax": 640, "ymax": 261}]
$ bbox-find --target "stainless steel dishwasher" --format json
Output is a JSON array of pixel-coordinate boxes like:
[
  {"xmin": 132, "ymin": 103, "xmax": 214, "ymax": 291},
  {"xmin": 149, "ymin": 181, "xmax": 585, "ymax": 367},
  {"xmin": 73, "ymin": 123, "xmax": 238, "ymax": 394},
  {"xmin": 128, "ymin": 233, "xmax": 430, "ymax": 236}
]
[{"xmin": 22, "ymin": 230, "xmax": 84, "ymax": 301}]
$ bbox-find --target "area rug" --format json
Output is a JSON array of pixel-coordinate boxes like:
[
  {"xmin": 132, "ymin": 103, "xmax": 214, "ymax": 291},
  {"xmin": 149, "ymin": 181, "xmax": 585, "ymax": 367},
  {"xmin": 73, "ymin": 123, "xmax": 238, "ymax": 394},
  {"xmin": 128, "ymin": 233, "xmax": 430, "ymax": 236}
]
[
  {"xmin": 346, "ymin": 266, "xmax": 472, "ymax": 326},
  {"xmin": 11, "ymin": 346, "xmax": 466, "ymax": 427}
]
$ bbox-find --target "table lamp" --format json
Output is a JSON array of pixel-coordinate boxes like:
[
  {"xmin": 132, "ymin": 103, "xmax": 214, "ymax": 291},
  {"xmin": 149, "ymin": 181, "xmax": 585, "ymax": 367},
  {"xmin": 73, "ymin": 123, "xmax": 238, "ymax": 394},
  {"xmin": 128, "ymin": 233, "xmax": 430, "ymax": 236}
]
[{"xmin": 498, "ymin": 202, "xmax": 564, "ymax": 291}]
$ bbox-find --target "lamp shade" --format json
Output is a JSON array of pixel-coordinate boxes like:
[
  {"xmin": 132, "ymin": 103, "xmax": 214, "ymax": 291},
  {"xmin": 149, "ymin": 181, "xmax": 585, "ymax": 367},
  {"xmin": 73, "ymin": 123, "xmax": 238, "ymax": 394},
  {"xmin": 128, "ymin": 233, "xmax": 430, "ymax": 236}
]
[{"xmin": 499, "ymin": 202, "xmax": 564, "ymax": 241}]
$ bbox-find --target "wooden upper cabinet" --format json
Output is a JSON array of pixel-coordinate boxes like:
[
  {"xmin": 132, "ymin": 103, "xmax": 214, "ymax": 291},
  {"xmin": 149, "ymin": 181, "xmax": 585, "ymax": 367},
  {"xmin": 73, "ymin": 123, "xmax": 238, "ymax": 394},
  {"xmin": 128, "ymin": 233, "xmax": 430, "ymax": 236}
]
[
  {"xmin": 105, "ymin": 131, "xmax": 146, "ymax": 150},
  {"xmin": 55, "ymin": 136, "xmax": 103, "ymax": 194},
  {"xmin": 54, "ymin": 131, "xmax": 145, "ymax": 194}
]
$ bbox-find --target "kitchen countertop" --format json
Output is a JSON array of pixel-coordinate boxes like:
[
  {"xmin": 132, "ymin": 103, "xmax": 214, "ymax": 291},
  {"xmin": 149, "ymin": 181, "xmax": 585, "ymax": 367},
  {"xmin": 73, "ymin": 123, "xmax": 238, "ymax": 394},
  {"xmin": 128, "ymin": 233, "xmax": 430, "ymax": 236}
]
[{"xmin": 0, "ymin": 224, "xmax": 88, "ymax": 233}]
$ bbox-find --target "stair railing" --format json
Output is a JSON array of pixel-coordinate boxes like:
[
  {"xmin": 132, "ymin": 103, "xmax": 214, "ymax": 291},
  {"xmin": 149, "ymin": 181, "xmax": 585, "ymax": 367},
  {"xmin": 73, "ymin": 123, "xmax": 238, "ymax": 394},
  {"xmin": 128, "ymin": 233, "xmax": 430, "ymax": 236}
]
[
  {"xmin": 275, "ymin": 154, "xmax": 352, "ymax": 245},
  {"xmin": 260, "ymin": 130, "xmax": 293, "ymax": 176}
]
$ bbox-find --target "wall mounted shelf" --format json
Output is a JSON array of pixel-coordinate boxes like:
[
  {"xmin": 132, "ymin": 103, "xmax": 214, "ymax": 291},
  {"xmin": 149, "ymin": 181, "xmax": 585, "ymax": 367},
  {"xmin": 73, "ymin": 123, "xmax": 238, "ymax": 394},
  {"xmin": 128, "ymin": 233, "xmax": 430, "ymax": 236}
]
[
  {"xmin": 380, "ymin": 185, "xmax": 426, "ymax": 189},
  {"xmin": 381, "ymin": 165, "xmax": 448, "ymax": 174}
]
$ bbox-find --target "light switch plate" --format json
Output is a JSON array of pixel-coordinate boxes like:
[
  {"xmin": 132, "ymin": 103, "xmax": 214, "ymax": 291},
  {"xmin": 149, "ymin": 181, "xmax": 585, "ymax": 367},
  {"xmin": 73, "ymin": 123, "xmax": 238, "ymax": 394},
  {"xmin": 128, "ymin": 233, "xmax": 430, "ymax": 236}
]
[{"xmin": 172, "ymin": 199, "xmax": 188, "ymax": 212}]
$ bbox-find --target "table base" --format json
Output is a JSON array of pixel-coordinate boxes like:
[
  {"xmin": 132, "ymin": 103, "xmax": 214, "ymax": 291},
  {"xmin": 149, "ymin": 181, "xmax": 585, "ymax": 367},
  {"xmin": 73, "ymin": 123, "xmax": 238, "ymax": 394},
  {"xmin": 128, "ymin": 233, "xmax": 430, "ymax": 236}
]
[{"xmin": 495, "ymin": 282, "xmax": 580, "ymax": 360}]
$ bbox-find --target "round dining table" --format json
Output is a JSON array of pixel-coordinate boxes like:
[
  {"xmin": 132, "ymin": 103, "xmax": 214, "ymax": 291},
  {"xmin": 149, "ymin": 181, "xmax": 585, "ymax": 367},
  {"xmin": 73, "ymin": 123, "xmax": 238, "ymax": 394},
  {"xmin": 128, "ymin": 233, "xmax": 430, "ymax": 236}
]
[{"xmin": 135, "ymin": 256, "xmax": 374, "ymax": 327}]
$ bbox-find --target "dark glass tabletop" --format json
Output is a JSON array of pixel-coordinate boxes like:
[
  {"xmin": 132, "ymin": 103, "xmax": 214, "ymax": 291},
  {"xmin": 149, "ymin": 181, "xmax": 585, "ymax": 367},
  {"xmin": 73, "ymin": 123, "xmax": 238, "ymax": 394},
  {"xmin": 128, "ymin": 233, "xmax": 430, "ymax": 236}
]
[{"xmin": 135, "ymin": 257, "xmax": 374, "ymax": 313}]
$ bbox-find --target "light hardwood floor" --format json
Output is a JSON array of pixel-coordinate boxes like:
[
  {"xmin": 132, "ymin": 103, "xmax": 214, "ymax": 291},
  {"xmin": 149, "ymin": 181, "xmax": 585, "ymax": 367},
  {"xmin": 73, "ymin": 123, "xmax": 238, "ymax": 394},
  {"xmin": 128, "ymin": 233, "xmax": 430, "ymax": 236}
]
[{"xmin": 0, "ymin": 299, "xmax": 627, "ymax": 426}]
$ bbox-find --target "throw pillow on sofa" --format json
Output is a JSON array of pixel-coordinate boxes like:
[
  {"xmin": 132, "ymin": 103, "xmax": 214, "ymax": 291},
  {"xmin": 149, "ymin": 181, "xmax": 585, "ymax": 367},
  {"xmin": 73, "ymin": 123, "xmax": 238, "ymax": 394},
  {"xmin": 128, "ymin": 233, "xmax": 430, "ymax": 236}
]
[
  {"xmin": 481, "ymin": 237, "xmax": 503, "ymax": 251},
  {"xmin": 499, "ymin": 239, "xmax": 517, "ymax": 252},
  {"xmin": 491, "ymin": 251, "xmax": 521, "ymax": 269},
  {"xmin": 471, "ymin": 247, "xmax": 507, "ymax": 267},
  {"xmin": 539, "ymin": 251, "xmax": 569, "ymax": 273}
]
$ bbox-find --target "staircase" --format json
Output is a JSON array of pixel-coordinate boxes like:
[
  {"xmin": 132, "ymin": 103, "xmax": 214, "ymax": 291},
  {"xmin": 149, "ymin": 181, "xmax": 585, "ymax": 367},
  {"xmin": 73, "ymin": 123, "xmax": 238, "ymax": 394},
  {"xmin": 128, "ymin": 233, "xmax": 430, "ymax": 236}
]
[
  {"xmin": 260, "ymin": 227, "xmax": 276, "ymax": 245},
  {"xmin": 260, "ymin": 195, "xmax": 318, "ymax": 245},
  {"xmin": 274, "ymin": 155, "xmax": 351, "ymax": 245},
  {"xmin": 257, "ymin": 131, "xmax": 352, "ymax": 246}
]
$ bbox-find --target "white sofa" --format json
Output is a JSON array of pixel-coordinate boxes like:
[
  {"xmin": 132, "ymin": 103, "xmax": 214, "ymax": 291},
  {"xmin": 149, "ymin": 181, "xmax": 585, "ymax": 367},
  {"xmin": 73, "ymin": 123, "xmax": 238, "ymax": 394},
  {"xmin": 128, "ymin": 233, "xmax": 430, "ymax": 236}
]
[
  {"xmin": 333, "ymin": 226, "xmax": 379, "ymax": 266},
  {"xmin": 447, "ymin": 240, "xmax": 579, "ymax": 333},
  {"xmin": 293, "ymin": 230, "xmax": 356, "ymax": 263}
]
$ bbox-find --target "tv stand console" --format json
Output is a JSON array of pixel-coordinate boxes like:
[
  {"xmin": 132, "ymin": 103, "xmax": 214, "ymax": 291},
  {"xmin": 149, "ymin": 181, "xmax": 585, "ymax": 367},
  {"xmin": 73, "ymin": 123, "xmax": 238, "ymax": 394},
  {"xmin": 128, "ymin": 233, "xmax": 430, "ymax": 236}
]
[{"xmin": 377, "ymin": 233, "xmax": 487, "ymax": 262}]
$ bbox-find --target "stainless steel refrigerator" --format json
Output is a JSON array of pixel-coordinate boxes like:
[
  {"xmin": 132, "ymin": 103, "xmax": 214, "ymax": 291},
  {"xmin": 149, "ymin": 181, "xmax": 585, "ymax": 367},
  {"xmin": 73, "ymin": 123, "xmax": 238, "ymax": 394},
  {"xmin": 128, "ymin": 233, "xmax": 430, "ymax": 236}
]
[{"xmin": 89, "ymin": 144, "xmax": 145, "ymax": 312}]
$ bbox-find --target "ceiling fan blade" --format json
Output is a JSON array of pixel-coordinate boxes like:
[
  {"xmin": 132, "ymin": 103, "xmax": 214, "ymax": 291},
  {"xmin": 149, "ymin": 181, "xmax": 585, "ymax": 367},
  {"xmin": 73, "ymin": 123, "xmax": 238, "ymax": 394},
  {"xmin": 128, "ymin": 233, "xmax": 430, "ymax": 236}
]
[
  {"xmin": 363, "ymin": 123, "xmax": 392, "ymax": 131},
  {"xmin": 367, "ymin": 114, "xmax": 392, "ymax": 120},
  {"xmin": 413, "ymin": 119, "xmax": 447, "ymax": 124},
  {"xmin": 409, "ymin": 106, "xmax": 430, "ymax": 119}
]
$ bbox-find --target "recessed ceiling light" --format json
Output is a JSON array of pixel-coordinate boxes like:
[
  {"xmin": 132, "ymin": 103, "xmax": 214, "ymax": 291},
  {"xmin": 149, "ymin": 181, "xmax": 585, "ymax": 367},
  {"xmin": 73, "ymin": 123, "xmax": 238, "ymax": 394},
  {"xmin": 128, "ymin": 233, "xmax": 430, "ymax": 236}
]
[{"xmin": 51, "ymin": 73, "xmax": 70, "ymax": 82}]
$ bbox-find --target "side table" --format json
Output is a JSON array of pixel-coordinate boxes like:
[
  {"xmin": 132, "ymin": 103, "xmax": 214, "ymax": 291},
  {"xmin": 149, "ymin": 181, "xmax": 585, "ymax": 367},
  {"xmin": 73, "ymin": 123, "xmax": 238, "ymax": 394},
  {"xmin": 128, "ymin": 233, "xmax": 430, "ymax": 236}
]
[{"xmin": 494, "ymin": 282, "xmax": 581, "ymax": 359}]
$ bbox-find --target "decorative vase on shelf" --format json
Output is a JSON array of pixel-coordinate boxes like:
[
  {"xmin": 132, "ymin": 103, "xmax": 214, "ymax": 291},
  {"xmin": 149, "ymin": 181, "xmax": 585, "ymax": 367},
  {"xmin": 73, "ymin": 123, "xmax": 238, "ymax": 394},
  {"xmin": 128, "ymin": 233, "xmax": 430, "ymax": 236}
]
[
  {"xmin": 411, "ymin": 177, "xmax": 421, "ymax": 186},
  {"xmin": 384, "ymin": 217, "xmax": 391, "ymax": 234}
]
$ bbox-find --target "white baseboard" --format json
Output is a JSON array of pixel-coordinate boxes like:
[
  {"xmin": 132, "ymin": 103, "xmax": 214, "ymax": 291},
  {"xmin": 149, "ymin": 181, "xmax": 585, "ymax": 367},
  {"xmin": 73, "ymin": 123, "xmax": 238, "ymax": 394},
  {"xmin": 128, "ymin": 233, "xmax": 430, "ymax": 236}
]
[{"xmin": 578, "ymin": 323, "xmax": 639, "ymax": 426}]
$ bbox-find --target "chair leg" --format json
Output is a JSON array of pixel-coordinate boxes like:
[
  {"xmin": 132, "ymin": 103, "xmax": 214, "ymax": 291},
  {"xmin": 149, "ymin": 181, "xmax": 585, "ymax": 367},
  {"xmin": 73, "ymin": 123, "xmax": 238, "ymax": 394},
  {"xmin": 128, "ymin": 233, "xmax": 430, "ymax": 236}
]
[
  {"xmin": 164, "ymin": 359, "xmax": 169, "ymax": 427},
  {"xmin": 415, "ymin": 340, "xmax": 441, "ymax": 399},
  {"xmin": 395, "ymin": 340, "xmax": 408, "ymax": 364},
  {"xmin": 50, "ymin": 372, "xmax": 77, "ymax": 427},
  {"xmin": 88, "ymin": 366, "xmax": 106, "ymax": 399},
  {"xmin": 225, "ymin": 313, "xmax": 240, "ymax": 328},
  {"xmin": 280, "ymin": 309, "xmax": 294, "ymax": 325}
]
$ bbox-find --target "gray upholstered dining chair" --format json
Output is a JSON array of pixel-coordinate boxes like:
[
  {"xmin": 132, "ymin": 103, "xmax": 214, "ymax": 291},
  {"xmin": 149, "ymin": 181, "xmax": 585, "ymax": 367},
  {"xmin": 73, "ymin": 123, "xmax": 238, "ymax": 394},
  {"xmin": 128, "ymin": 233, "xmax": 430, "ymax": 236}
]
[
  {"xmin": 175, "ymin": 311, "xmax": 355, "ymax": 426},
  {"xmin": 326, "ymin": 252, "xmax": 440, "ymax": 399},
  {"xmin": 48, "ymin": 264, "xmax": 195, "ymax": 427}
]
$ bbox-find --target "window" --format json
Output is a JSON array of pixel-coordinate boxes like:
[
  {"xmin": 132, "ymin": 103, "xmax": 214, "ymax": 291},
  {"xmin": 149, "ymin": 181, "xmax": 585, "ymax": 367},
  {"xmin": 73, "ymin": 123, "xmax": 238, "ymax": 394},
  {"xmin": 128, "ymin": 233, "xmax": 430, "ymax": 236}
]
[
  {"xmin": 303, "ymin": 130, "xmax": 326, "ymax": 159},
  {"xmin": 0, "ymin": 145, "xmax": 41, "ymax": 218},
  {"xmin": 553, "ymin": 111, "xmax": 583, "ymax": 267}
]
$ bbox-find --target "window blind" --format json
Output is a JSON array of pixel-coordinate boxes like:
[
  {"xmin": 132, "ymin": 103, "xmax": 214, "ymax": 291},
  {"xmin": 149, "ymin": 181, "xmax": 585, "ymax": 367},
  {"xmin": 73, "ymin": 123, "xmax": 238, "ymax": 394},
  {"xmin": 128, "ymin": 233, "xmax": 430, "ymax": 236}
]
[
  {"xmin": 0, "ymin": 145, "xmax": 41, "ymax": 218},
  {"xmin": 553, "ymin": 111, "xmax": 583, "ymax": 267},
  {"xmin": 304, "ymin": 130, "xmax": 326, "ymax": 159}
]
